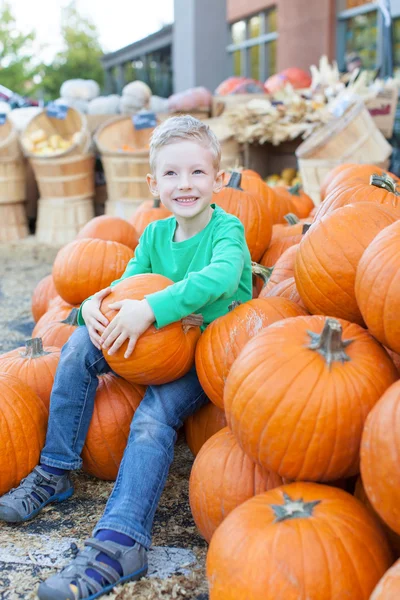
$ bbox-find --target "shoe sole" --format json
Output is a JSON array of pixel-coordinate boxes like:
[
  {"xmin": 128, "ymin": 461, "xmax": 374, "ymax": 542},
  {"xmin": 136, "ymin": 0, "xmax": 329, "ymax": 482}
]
[
  {"xmin": 37, "ymin": 565, "xmax": 148, "ymax": 600},
  {"xmin": 0, "ymin": 487, "xmax": 74, "ymax": 524}
]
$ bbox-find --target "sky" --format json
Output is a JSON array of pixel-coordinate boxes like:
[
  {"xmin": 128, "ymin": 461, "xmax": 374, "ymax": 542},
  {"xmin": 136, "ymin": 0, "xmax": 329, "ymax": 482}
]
[{"xmin": 9, "ymin": 0, "xmax": 174, "ymax": 61}]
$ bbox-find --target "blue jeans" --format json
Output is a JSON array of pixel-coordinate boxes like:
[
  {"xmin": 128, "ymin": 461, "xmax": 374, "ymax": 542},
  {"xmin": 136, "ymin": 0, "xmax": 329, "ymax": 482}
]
[{"xmin": 40, "ymin": 326, "xmax": 208, "ymax": 549}]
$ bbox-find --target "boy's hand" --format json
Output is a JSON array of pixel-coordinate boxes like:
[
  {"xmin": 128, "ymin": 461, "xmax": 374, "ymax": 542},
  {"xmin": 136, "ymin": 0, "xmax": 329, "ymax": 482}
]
[
  {"xmin": 81, "ymin": 287, "xmax": 111, "ymax": 350},
  {"xmin": 101, "ymin": 299, "xmax": 155, "ymax": 359}
]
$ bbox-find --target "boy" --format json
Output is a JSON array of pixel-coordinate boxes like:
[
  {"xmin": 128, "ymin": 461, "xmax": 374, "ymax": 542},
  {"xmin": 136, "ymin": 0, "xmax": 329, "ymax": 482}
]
[{"xmin": 0, "ymin": 116, "xmax": 252, "ymax": 600}]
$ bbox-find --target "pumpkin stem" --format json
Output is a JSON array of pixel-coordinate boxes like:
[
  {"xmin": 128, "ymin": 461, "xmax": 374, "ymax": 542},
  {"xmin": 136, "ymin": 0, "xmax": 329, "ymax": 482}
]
[
  {"xmin": 284, "ymin": 213, "xmax": 300, "ymax": 226},
  {"xmin": 251, "ymin": 261, "xmax": 274, "ymax": 284},
  {"xmin": 181, "ymin": 312, "xmax": 204, "ymax": 333},
  {"xmin": 153, "ymin": 198, "xmax": 161, "ymax": 208},
  {"xmin": 19, "ymin": 337, "xmax": 51, "ymax": 358},
  {"xmin": 61, "ymin": 308, "xmax": 79, "ymax": 326},
  {"xmin": 228, "ymin": 300, "xmax": 242, "ymax": 311},
  {"xmin": 307, "ymin": 318, "xmax": 353, "ymax": 369},
  {"xmin": 302, "ymin": 223, "xmax": 312, "ymax": 234},
  {"xmin": 288, "ymin": 183, "xmax": 302, "ymax": 196},
  {"xmin": 370, "ymin": 173, "xmax": 398, "ymax": 195},
  {"xmin": 226, "ymin": 171, "xmax": 243, "ymax": 191},
  {"xmin": 271, "ymin": 492, "xmax": 321, "ymax": 522}
]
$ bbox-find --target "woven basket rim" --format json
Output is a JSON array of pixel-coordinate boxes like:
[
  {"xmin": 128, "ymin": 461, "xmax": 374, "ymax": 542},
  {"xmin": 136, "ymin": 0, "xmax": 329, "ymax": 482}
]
[{"xmin": 94, "ymin": 114, "xmax": 153, "ymax": 156}]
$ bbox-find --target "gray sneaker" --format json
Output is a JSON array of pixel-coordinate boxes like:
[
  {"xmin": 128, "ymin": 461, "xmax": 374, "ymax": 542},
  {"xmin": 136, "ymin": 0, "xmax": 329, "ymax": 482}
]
[
  {"xmin": 37, "ymin": 538, "xmax": 148, "ymax": 600},
  {"xmin": 0, "ymin": 465, "xmax": 73, "ymax": 523}
]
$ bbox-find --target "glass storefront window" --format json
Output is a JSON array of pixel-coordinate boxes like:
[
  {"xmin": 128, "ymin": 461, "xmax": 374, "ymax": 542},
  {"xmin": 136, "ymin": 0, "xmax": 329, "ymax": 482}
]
[
  {"xmin": 393, "ymin": 17, "xmax": 400, "ymax": 80},
  {"xmin": 250, "ymin": 45, "xmax": 260, "ymax": 79},
  {"xmin": 268, "ymin": 39, "xmax": 277, "ymax": 75},
  {"xmin": 233, "ymin": 50, "xmax": 241, "ymax": 76},
  {"xmin": 232, "ymin": 20, "xmax": 246, "ymax": 45},
  {"xmin": 249, "ymin": 16, "xmax": 261, "ymax": 39},
  {"xmin": 268, "ymin": 7, "xmax": 277, "ymax": 33},
  {"xmin": 344, "ymin": 10, "xmax": 378, "ymax": 70}
]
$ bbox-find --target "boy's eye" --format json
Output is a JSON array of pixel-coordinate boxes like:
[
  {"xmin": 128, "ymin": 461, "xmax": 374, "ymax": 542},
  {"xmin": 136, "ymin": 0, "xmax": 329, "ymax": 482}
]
[
  {"xmin": 164, "ymin": 171, "xmax": 176, "ymax": 176},
  {"xmin": 193, "ymin": 170, "xmax": 204, "ymax": 174}
]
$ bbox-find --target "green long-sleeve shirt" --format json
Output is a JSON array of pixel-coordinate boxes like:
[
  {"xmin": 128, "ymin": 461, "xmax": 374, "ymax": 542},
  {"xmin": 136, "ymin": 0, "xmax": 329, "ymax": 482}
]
[{"xmin": 78, "ymin": 204, "xmax": 252, "ymax": 330}]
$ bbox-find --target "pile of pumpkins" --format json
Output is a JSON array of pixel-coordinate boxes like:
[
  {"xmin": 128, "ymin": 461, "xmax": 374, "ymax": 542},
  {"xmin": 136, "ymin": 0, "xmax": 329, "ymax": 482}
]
[{"xmin": 1, "ymin": 163, "xmax": 400, "ymax": 598}]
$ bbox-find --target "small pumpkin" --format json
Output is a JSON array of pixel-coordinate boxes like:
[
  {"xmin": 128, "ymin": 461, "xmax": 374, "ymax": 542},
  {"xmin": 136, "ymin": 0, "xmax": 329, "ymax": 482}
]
[
  {"xmin": 129, "ymin": 198, "xmax": 171, "ymax": 237},
  {"xmin": 32, "ymin": 307, "xmax": 79, "ymax": 349},
  {"xmin": 260, "ymin": 276, "xmax": 306, "ymax": 310},
  {"xmin": 76, "ymin": 215, "xmax": 139, "ymax": 250},
  {"xmin": 0, "ymin": 338, "xmax": 60, "ymax": 412},
  {"xmin": 101, "ymin": 274, "xmax": 201, "ymax": 385},
  {"xmin": 224, "ymin": 316, "xmax": 398, "ymax": 481},
  {"xmin": 206, "ymin": 482, "xmax": 393, "ymax": 600},
  {"xmin": 260, "ymin": 217, "xmax": 310, "ymax": 268},
  {"xmin": 189, "ymin": 427, "xmax": 283, "ymax": 543},
  {"xmin": 253, "ymin": 245, "xmax": 298, "ymax": 296},
  {"xmin": 0, "ymin": 373, "xmax": 47, "ymax": 496},
  {"xmin": 195, "ymin": 297, "xmax": 306, "ymax": 409},
  {"xmin": 274, "ymin": 184, "xmax": 314, "ymax": 219},
  {"xmin": 31, "ymin": 274, "xmax": 58, "ymax": 322},
  {"xmin": 52, "ymin": 238, "xmax": 134, "ymax": 305},
  {"xmin": 184, "ymin": 402, "xmax": 227, "ymax": 457},
  {"xmin": 82, "ymin": 373, "xmax": 145, "ymax": 480}
]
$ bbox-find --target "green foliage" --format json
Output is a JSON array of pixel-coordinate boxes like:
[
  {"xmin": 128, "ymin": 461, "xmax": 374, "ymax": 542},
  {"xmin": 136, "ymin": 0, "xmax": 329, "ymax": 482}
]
[
  {"xmin": 0, "ymin": 2, "xmax": 38, "ymax": 95},
  {"xmin": 40, "ymin": 1, "xmax": 104, "ymax": 100}
]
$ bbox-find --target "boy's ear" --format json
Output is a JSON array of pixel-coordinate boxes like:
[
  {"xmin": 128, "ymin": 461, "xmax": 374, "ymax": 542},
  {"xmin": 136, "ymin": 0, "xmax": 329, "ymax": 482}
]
[
  {"xmin": 146, "ymin": 173, "xmax": 159, "ymax": 197},
  {"xmin": 213, "ymin": 170, "xmax": 225, "ymax": 194}
]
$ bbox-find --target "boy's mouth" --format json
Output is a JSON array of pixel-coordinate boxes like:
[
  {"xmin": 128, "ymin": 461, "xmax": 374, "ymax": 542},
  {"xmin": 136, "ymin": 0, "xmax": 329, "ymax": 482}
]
[{"xmin": 174, "ymin": 196, "xmax": 199, "ymax": 206}]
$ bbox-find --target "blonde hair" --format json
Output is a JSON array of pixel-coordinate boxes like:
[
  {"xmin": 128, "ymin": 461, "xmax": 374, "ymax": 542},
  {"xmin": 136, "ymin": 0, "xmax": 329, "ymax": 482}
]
[{"xmin": 149, "ymin": 115, "xmax": 221, "ymax": 173}]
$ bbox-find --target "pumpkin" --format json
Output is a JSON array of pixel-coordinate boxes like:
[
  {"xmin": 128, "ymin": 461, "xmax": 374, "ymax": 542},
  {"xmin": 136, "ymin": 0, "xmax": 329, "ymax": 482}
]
[
  {"xmin": 315, "ymin": 172, "xmax": 400, "ymax": 221},
  {"xmin": 214, "ymin": 171, "xmax": 273, "ymax": 261},
  {"xmin": 129, "ymin": 198, "xmax": 171, "ymax": 237},
  {"xmin": 195, "ymin": 297, "xmax": 306, "ymax": 409},
  {"xmin": 355, "ymin": 220, "xmax": 400, "ymax": 354},
  {"xmin": 320, "ymin": 163, "xmax": 356, "ymax": 202},
  {"xmin": 260, "ymin": 218, "xmax": 309, "ymax": 269},
  {"xmin": 370, "ymin": 560, "xmax": 400, "ymax": 599},
  {"xmin": 32, "ymin": 307, "xmax": 79, "ymax": 349},
  {"xmin": 206, "ymin": 482, "xmax": 393, "ymax": 600},
  {"xmin": 81, "ymin": 373, "xmax": 145, "ymax": 480},
  {"xmin": 52, "ymin": 238, "xmax": 134, "ymax": 305},
  {"xmin": 361, "ymin": 379, "xmax": 400, "ymax": 536},
  {"xmin": 76, "ymin": 215, "xmax": 139, "ymax": 250},
  {"xmin": 322, "ymin": 164, "xmax": 398, "ymax": 202},
  {"xmin": 189, "ymin": 427, "xmax": 283, "ymax": 543},
  {"xmin": 33, "ymin": 302, "xmax": 78, "ymax": 334},
  {"xmin": 184, "ymin": 402, "xmax": 227, "ymax": 457},
  {"xmin": 224, "ymin": 316, "xmax": 398, "ymax": 481},
  {"xmin": 0, "ymin": 338, "xmax": 60, "ymax": 412},
  {"xmin": 260, "ymin": 276, "xmax": 306, "ymax": 310},
  {"xmin": 274, "ymin": 184, "xmax": 314, "ymax": 219},
  {"xmin": 215, "ymin": 76, "xmax": 248, "ymax": 96},
  {"xmin": 385, "ymin": 347, "xmax": 400, "ymax": 376},
  {"xmin": 101, "ymin": 274, "xmax": 201, "ymax": 385},
  {"xmin": 295, "ymin": 202, "xmax": 398, "ymax": 325},
  {"xmin": 0, "ymin": 373, "xmax": 47, "ymax": 496},
  {"xmin": 31, "ymin": 274, "xmax": 58, "ymax": 322},
  {"xmin": 242, "ymin": 175, "xmax": 293, "ymax": 225},
  {"xmin": 254, "ymin": 245, "xmax": 298, "ymax": 296}
]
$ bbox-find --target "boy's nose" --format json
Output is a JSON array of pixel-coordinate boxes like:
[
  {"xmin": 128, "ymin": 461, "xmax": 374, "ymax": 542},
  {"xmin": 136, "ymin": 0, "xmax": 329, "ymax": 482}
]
[{"xmin": 178, "ymin": 178, "xmax": 192, "ymax": 190}]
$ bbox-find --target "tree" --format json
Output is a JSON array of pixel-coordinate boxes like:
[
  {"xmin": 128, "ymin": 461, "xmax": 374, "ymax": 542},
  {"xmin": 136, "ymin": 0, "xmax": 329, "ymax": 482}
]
[
  {"xmin": 0, "ymin": 2, "xmax": 38, "ymax": 94},
  {"xmin": 40, "ymin": 1, "xmax": 104, "ymax": 100}
]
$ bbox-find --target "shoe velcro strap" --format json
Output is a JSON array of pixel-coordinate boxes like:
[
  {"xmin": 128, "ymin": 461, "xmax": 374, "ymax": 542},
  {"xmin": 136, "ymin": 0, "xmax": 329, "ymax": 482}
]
[
  {"xmin": 86, "ymin": 559, "xmax": 120, "ymax": 583},
  {"xmin": 30, "ymin": 486, "xmax": 51, "ymax": 503},
  {"xmin": 84, "ymin": 539, "xmax": 122, "ymax": 561}
]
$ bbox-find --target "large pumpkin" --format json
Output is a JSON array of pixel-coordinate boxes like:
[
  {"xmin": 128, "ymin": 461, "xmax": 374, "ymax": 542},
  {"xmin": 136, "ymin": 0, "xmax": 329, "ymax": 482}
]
[
  {"xmin": 31, "ymin": 274, "xmax": 58, "ymax": 322},
  {"xmin": 76, "ymin": 215, "xmax": 139, "ymax": 250},
  {"xmin": 321, "ymin": 164, "xmax": 398, "ymax": 203},
  {"xmin": 129, "ymin": 198, "xmax": 171, "ymax": 237},
  {"xmin": 214, "ymin": 171, "xmax": 272, "ymax": 261},
  {"xmin": 320, "ymin": 163, "xmax": 357, "ymax": 202},
  {"xmin": 260, "ymin": 276, "xmax": 306, "ymax": 310},
  {"xmin": 370, "ymin": 560, "xmax": 400, "ymax": 600},
  {"xmin": 195, "ymin": 297, "xmax": 306, "ymax": 409},
  {"xmin": 0, "ymin": 373, "xmax": 47, "ymax": 496},
  {"xmin": 360, "ymin": 379, "xmax": 400, "ymax": 536},
  {"xmin": 224, "ymin": 316, "xmax": 398, "ymax": 481},
  {"xmin": 189, "ymin": 427, "xmax": 283, "ymax": 543},
  {"xmin": 0, "ymin": 338, "xmax": 60, "ymax": 412},
  {"xmin": 355, "ymin": 220, "xmax": 400, "ymax": 354},
  {"xmin": 254, "ymin": 244, "xmax": 298, "ymax": 295},
  {"xmin": 184, "ymin": 402, "xmax": 226, "ymax": 457},
  {"xmin": 32, "ymin": 307, "xmax": 79, "ymax": 349},
  {"xmin": 260, "ymin": 218, "xmax": 308, "ymax": 269},
  {"xmin": 82, "ymin": 373, "xmax": 145, "ymax": 480},
  {"xmin": 101, "ymin": 274, "xmax": 201, "ymax": 385},
  {"xmin": 52, "ymin": 238, "xmax": 134, "ymax": 305},
  {"xmin": 295, "ymin": 202, "xmax": 398, "ymax": 325},
  {"xmin": 206, "ymin": 482, "xmax": 393, "ymax": 600}
]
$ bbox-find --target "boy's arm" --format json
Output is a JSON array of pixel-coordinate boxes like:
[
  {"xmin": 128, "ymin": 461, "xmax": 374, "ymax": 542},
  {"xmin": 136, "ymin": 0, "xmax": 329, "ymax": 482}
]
[{"xmin": 145, "ymin": 221, "xmax": 247, "ymax": 329}]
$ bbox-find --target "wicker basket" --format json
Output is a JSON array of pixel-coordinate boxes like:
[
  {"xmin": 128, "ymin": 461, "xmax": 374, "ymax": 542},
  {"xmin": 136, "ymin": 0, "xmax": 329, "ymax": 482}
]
[
  {"xmin": 35, "ymin": 196, "xmax": 94, "ymax": 245},
  {"xmin": 0, "ymin": 202, "xmax": 29, "ymax": 242},
  {"xmin": 21, "ymin": 106, "xmax": 91, "ymax": 158},
  {"xmin": 30, "ymin": 154, "xmax": 95, "ymax": 201},
  {"xmin": 296, "ymin": 102, "xmax": 393, "ymax": 204},
  {"xmin": 0, "ymin": 116, "xmax": 23, "ymax": 160}
]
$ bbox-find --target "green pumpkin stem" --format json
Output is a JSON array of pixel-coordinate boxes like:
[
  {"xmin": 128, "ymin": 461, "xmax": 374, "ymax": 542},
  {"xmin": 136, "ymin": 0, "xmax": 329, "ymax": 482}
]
[
  {"xmin": 307, "ymin": 318, "xmax": 353, "ymax": 369},
  {"xmin": 20, "ymin": 337, "xmax": 51, "ymax": 358},
  {"xmin": 61, "ymin": 308, "xmax": 79, "ymax": 326},
  {"xmin": 228, "ymin": 300, "xmax": 242, "ymax": 311},
  {"xmin": 370, "ymin": 173, "xmax": 398, "ymax": 195},
  {"xmin": 251, "ymin": 261, "xmax": 274, "ymax": 284},
  {"xmin": 226, "ymin": 171, "xmax": 243, "ymax": 191},
  {"xmin": 284, "ymin": 213, "xmax": 300, "ymax": 226},
  {"xmin": 288, "ymin": 183, "xmax": 302, "ymax": 196},
  {"xmin": 153, "ymin": 198, "xmax": 161, "ymax": 208},
  {"xmin": 302, "ymin": 223, "xmax": 312, "ymax": 234},
  {"xmin": 271, "ymin": 492, "xmax": 321, "ymax": 523}
]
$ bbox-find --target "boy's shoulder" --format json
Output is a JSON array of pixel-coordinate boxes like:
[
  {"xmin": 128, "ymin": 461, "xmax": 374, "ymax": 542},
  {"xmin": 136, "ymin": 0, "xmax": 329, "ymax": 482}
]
[{"xmin": 212, "ymin": 204, "xmax": 245, "ymax": 231}]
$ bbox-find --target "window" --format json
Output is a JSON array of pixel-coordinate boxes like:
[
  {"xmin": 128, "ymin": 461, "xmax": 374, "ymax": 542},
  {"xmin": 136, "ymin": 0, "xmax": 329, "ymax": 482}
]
[
  {"xmin": 337, "ymin": 2, "xmax": 379, "ymax": 72},
  {"xmin": 393, "ymin": 17, "xmax": 400, "ymax": 80},
  {"xmin": 227, "ymin": 8, "xmax": 278, "ymax": 83}
]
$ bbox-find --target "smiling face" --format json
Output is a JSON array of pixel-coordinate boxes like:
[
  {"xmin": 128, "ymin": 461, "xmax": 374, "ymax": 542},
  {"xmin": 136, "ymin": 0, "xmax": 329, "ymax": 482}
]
[{"xmin": 147, "ymin": 140, "xmax": 224, "ymax": 224}]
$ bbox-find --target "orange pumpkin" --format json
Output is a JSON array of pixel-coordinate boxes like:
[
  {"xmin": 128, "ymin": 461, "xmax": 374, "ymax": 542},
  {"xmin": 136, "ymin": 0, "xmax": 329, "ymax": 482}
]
[
  {"xmin": 224, "ymin": 316, "xmax": 398, "ymax": 481},
  {"xmin": 101, "ymin": 274, "xmax": 201, "ymax": 385},
  {"xmin": 370, "ymin": 559, "xmax": 400, "ymax": 599},
  {"xmin": 184, "ymin": 402, "xmax": 227, "ymax": 456},
  {"xmin": 189, "ymin": 427, "xmax": 283, "ymax": 543},
  {"xmin": 223, "ymin": 168, "xmax": 262, "ymax": 182},
  {"xmin": 32, "ymin": 307, "xmax": 79, "ymax": 349},
  {"xmin": 195, "ymin": 297, "xmax": 306, "ymax": 409},
  {"xmin": 260, "ymin": 219, "xmax": 309, "ymax": 268},
  {"xmin": 385, "ymin": 347, "xmax": 400, "ymax": 376},
  {"xmin": 214, "ymin": 171, "xmax": 272, "ymax": 261},
  {"xmin": 260, "ymin": 276, "xmax": 306, "ymax": 310},
  {"xmin": 0, "ymin": 338, "xmax": 60, "ymax": 412},
  {"xmin": 255, "ymin": 244, "xmax": 298, "ymax": 295},
  {"xmin": 129, "ymin": 198, "xmax": 171, "ymax": 237},
  {"xmin": 355, "ymin": 220, "xmax": 400, "ymax": 354},
  {"xmin": 52, "ymin": 238, "xmax": 134, "ymax": 305},
  {"xmin": 31, "ymin": 274, "xmax": 58, "ymax": 323},
  {"xmin": 322, "ymin": 164, "xmax": 398, "ymax": 202},
  {"xmin": 361, "ymin": 379, "xmax": 400, "ymax": 536},
  {"xmin": 274, "ymin": 184, "xmax": 314, "ymax": 219},
  {"xmin": 206, "ymin": 482, "xmax": 393, "ymax": 600},
  {"xmin": 76, "ymin": 215, "xmax": 139, "ymax": 250},
  {"xmin": 320, "ymin": 163, "xmax": 357, "ymax": 202},
  {"xmin": 82, "ymin": 373, "xmax": 145, "ymax": 480},
  {"xmin": 0, "ymin": 373, "xmax": 47, "ymax": 496},
  {"xmin": 295, "ymin": 202, "xmax": 398, "ymax": 325},
  {"xmin": 242, "ymin": 175, "xmax": 293, "ymax": 225}
]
